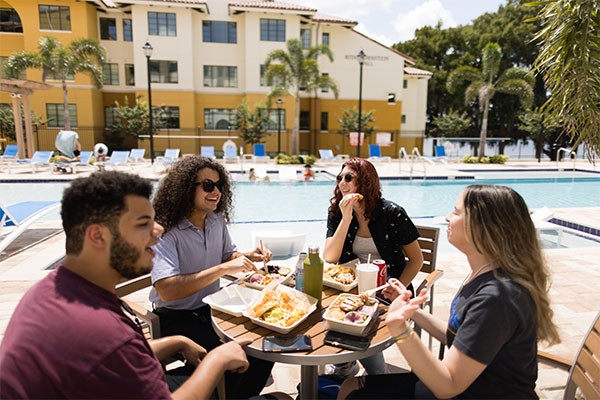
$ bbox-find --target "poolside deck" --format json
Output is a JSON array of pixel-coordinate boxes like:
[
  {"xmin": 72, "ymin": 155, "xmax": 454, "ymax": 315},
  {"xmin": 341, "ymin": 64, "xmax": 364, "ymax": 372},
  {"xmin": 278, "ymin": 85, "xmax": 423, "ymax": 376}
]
[{"xmin": 1, "ymin": 158, "xmax": 599, "ymax": 399}]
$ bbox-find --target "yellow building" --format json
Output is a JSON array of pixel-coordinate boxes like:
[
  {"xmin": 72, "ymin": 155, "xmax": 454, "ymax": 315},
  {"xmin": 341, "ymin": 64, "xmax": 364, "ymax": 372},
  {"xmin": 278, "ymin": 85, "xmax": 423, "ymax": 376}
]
[{"xmin": 0, "ymin": 0, "xmax": 431, "ymax": 157}]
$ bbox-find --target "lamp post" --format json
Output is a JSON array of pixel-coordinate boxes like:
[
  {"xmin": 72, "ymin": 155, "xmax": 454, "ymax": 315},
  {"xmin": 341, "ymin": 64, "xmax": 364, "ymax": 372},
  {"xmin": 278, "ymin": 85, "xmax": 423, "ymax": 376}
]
[
  {"xmin": 356, "ymin": 50, "xmax": 366, "ymax": 158},
  {"xmin": 276, "ymin": 97, "xmax": 283, "ymax": 154},
  {"xmin": 142, "ymin": 41, "xmax": 155, "ymax": 163}
]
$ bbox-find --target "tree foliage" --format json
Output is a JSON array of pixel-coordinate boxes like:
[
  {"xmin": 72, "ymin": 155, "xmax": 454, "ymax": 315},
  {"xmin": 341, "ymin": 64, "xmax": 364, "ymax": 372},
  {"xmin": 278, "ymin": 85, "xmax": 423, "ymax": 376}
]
[
  {"xmin": 431, "ymin": 110, "xmax": 472, "ymax": 137},
  {"xmin": 0, "ymin": 105, "xmax": 45, "ymax": 141},
  {"xmin": 529, "ymin": 0, "xmax": 600, "ymax": 160},
  {"xmin": 335, "ymin": 108, "xmax": 376, "ymax": 138},
  {"xmin": 233, "ymin": 99, "xmax": 272, "ymax": 146},
  {"xmin": 107, "ymin": 96, "xmax": 164, "ymax": 149},
  {"xmin": 7, "ymin": 36, "xmax": 105, "ymax": 130},
  {"xmin": 264, "ymin": 39, "xmax": 339, "ymax": 154}
]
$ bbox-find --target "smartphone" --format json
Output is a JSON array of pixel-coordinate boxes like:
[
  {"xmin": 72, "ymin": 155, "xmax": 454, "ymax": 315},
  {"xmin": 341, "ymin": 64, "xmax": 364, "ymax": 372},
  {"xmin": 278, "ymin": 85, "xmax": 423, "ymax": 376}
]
[
  {"xmin": 262, "ymin": 335, "xmax": 313, "ymax": 352},
  {"xmin": 324, "ymin": 331, "xmax": 371, "ymax": 351},
  {"xmin": 375, "ymin": 289, "xmax": 391, "ymax": 306}
]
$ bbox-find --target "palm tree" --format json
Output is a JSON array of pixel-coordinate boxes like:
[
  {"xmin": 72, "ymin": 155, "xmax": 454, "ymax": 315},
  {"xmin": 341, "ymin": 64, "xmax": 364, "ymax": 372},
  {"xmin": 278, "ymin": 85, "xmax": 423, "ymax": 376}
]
[
  {"xmin": 447, "ymin": 42, "xmax": 535, "ymax": 160},
  {"xmin": 264, "ymin": 38, "xmax": 339, "ymax": 155},
  {"xmin": 7, "ymin": 36, "xmax": 105, "ymax": 130}
]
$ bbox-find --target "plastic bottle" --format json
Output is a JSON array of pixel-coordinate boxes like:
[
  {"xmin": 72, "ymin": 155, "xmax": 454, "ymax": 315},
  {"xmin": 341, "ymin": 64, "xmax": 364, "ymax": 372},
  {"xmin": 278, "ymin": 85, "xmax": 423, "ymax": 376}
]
[
  {"xmin": 303, "ymin": 246, "xmax": 324, "ymax": 307},
  {"xmin": 295, "ymin": 252, "xmax": 307, "ymax": 292}
]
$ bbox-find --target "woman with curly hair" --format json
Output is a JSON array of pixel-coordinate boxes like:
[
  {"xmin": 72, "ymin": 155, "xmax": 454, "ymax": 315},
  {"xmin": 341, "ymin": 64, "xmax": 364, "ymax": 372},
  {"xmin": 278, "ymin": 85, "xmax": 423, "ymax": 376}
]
[
  {"xmin": 149, "ymin": 156, "xmax": 273, "ymax": 399},
  {"xmin": 339, "ymin": 185, "xmax": 560, "ymax": 399},
  {"xmin": 323, "ymin": 158, "xmax": 423, "ymax": 377}
]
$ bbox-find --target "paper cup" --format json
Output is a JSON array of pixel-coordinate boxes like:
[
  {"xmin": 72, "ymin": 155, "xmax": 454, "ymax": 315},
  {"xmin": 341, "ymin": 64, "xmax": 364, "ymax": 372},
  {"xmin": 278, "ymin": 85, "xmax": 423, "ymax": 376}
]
[{"xmin": 356, "ymin": 263, "xmax": 378, "ymax": 294}]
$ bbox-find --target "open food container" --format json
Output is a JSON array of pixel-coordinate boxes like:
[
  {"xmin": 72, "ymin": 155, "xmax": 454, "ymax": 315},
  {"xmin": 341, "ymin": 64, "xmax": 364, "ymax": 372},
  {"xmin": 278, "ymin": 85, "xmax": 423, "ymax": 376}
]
[
  {"xmin": 203, "ymin": 285, "xmax": 261, "ymax": 317},
  {"xmin": 323, "ymin": 293, "xmax": 379, "ymax": 336},
  {"xmin": 243, "ymin": 284, "xmax": 318, "ymax": 334},
  {"xmin": 323, "ymin": 259, "xmax": 359, "ymax": 292},
  {"xmin": 244, "ymin": 263, "xmax": 294, "ymax": 290}
]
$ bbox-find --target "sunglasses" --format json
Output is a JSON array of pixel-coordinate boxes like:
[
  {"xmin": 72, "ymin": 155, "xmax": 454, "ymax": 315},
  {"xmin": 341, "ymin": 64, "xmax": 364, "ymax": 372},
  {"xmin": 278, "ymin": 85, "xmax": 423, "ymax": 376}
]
[
  {"xmin": 336, "ymin": 173, "xmax": 355, "ymax": 183},
  {"xmin": 196, "ymin": 179, "xmax": 224, "ymax": 193}
]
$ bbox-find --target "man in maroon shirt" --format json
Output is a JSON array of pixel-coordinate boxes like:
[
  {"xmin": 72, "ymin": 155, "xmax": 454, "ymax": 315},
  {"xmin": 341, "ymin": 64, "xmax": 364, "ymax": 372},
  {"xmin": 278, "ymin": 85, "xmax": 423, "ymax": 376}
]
[{"xmin": 0, "ymin": 172, "xmax": 251, "ymax": 399}]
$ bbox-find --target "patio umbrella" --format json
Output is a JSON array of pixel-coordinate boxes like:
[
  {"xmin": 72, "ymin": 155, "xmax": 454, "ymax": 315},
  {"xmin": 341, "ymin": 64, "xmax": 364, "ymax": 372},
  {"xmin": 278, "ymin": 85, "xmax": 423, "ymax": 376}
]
[{"xmin": 55, "ymin": 130, "xmax": 79, "ymax": 158}]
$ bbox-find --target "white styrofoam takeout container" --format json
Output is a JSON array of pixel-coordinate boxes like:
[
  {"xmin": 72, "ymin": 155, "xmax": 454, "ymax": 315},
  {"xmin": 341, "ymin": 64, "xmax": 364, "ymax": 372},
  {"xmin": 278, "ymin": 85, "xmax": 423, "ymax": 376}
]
[
  {"xmin": 203, "ymin": 285, "xmax": 260, "ymax": 317},
  {"xmin": 323, "ymin": 293, "xmax": 379, "ymax": 336}
]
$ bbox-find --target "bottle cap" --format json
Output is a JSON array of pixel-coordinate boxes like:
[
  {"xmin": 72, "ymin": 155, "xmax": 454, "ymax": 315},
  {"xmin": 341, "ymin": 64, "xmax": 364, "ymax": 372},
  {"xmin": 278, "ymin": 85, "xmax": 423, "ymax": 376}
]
[{"xmin": 308, "ymin": 246, "xmax": 320, "ymax": 254}]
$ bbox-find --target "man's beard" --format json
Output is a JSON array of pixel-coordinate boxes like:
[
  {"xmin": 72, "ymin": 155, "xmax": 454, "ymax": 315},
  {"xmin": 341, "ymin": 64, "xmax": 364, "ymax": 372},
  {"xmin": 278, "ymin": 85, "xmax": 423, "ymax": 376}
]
[{"xmin": 109, "ymin": 229, "xmax": 151, "ymax": 279}]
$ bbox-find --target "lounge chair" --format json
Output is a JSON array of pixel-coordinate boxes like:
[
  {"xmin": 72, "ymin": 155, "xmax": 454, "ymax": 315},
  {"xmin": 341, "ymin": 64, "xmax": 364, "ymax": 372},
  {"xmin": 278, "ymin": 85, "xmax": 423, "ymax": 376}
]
[
  {"xmin": 250, "ymin": 230, "xmax": 306, "ymax": 257},
  {"xmin": 154, "ymin": 148, "xmax": 180, "ymax": 172},
  {"xmin": 244, "ymin": 144, "xmax": 269, "ymax": 163},
  {"xmin": 223, "ymin": 145, "xmax": 240, "ymax": 163},
  {"xmin": 96, "ymin": 150, "xmax": 130, "ymax": 170},
  {"xmin": 0, "ymin": 144, "xmax": 18, "ymax": 164},
  {"xmin": 128, "ymin": 148, "xmax": 147, "ymax": 164},
  {"xmin": 7, "ymin": 150, "xmax": 54, "ymax": 173},
  {"xmin": 368, "ymin": 145, "xmax": 391, "ymax": 162},
  {"xmin": 201, "ymin": 146, "xmax": 216, "ymax": 159},
  {"xmin": 531, "ymin": 206, "xmax": 563, "ymax": 246},
  {"xmin": 0, "ymin": 200, "xmax": 61, "ymax": 254},
  {"xmin": 318, "ymin": 149, "xmax": 349, "ymax": 164},
  {"xmin": 53, "ymin": 151, "xmax": 94, "ymax": 174}
]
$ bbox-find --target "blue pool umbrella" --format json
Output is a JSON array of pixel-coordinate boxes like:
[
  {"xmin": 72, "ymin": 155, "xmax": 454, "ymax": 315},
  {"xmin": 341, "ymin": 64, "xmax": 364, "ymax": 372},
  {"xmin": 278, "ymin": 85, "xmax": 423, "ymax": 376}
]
[{"xmin": 55, "ymin": 130, "xmax": 79, "ymax": 158}]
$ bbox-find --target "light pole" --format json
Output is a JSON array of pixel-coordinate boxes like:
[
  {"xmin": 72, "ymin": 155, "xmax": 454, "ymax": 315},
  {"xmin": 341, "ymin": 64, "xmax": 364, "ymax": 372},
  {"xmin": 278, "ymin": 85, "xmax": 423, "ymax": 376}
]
[
  {"xmin": 276, "ymin": 97, "xmax": 283, "ymax": 154},
  {"xmin": 356, "ymin": 50, "xmax": 366, "ymax": 158},
  {"xmin": 142, "ymin": 41, "xmax": 155, "ymax": 163}
]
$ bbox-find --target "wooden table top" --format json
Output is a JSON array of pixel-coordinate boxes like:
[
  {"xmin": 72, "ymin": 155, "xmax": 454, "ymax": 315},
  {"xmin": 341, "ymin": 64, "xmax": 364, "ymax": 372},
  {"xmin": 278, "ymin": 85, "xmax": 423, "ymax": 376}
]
[{"xmin": 211, "ymin": 286, "xmax": 395, "ymax": 365}]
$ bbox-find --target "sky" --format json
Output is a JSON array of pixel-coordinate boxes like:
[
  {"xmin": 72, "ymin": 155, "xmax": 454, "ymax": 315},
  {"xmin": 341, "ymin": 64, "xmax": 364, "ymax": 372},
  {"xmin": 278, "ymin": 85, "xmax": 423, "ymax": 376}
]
[{"xmin": 292, "ymin": 0, "xmax": 508, "ymax": 46}]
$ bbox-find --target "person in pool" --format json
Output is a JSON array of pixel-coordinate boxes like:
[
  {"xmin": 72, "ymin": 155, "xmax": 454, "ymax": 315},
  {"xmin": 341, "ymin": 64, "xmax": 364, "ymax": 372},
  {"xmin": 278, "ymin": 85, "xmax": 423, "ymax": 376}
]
[
  {"xmin": 323, "ymin": 158, "xmax": 423, "ymax": 377},
  {"xmin": 339, "ymin": 184, "xmax": 560, "ymax": 399}
]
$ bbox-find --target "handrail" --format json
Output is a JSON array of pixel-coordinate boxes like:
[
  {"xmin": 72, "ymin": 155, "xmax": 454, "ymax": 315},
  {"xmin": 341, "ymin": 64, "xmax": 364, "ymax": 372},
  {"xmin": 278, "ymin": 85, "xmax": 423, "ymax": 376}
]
[
  {"xmin": 398, "ymin": 147, "xmax": 408, "ymax": 175},
  {"xmin": 557, "ymin": 147, "xmax": 576, "ymax": 171},
  {"xmin": 410, "ymin": 147, "xmax": 427, "ymax": 179}
]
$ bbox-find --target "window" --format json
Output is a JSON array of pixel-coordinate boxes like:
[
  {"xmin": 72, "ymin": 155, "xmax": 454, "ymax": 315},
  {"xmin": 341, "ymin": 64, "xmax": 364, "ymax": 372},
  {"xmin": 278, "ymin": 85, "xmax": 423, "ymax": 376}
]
[
  {"xmin": 104, "ymin": 106, "xmax": 117, "ymax": 127},
  {"xmin": 204, "ymin": 108, "xmax": 236, "ymax": 130},
  {"xmin": 300, "ymin": 111, "xmax": 310, "ymax": 131},
  {"xmin": 123, "ymin": 18, "xmax": 132, "ymax": 41},
  {"xmin": 46, "ymin": 103, "xmax": 77, "ymax": 128},
  {"xmin": 322, "ymin": 32, "xmax": 330, "ymax": 46},
  {"xmin": 402, "ymin": 114, "xmax": 406, "ymax": 123},
  {"xmin": 39, "ymin": 5, "xmax": 70, "ymax": 31},
  {"xmin": 388, "ymin": 93, "xmax": 396, "ymax": 104},
  {"xmin": 0, "ymin": 8, "xmax": 23, "ymax": 32},
  {"xmin": 203, "ymin": 21, "xmax": 236, "ymax": 43},
  {"xmin": 320, "ymin": 111, "xmax": 328, "ymax": 131},
  {"xmin": 150, "ymin": 60, "xmax": 178, "ymax": 83},
  {"xmin": 260, "ymin": 64, "xmax": 282, "ymax": 87},
  {"xmin": 260, "ymin": 18, "xmax": 285, "ymax": 42},
  {"xmin": 403, "ymin": 79, "xmax": 407, "ymax": 89},
  {"xmin": 203, "ymin": 65, "xmax": 237, "ymax": 88},
  {"xmin": 102, "ymin": 63, "xmax": 119, "ymax": 85},
  {"xmin": 267, "ymin": 109, "xmax": 285, "ymax": 131},
  {"xmin": 300, "ymin": 28, "xmax": 310, "ymax": 49},
  {"xmin": 157, "ymin": 106, "xmax": 180, "ymax": 129},
  {"xmin": 99, "ymin": 18, "xmax": 116, "ymax": 40},
  {"xmin": 44, "ymin": 67, "xmax": 74, "ymax": 81},
  {"xmin": 125, "ymin": 64, "xmax": 135, "ymax": 86},
  {"xmin": 0, "ymin": 57, "xmax": 25, "ymax": 79},
  {"xmin": 321, "ymin": 73, "xmax": 329, "ymax": 93},
  {"xmin": 148, "ymin": 12, "xmax": 176, "ymax": 36}
]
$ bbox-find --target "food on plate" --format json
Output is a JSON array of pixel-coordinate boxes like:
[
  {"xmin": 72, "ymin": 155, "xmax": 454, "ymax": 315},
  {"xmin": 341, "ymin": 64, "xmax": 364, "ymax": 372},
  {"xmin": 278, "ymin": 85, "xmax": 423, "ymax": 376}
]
[
  {"xmin": 357, "ymin": 194, "xmax": 364, "ymax": 200},
  {"xmin": 249, "ymin": 288, "xmax": 311, "ymax": 327},
  {"xmin": 246, "ymin": 265, "xmax": 291, "ymax": 286},
  {"xmin": 326, "ymin": 294, "xmax": 376, "ymax": 325},
  {"xmin": 325, "ymin": 265, "xmax": 356, "ymax": 285}
]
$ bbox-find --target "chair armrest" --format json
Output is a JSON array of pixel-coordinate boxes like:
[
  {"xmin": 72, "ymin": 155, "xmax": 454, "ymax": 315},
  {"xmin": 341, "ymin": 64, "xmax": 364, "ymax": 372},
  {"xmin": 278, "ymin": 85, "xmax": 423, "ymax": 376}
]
[
  {"xmin": 122, "ymin": 298, "xmax": 161, "ymax": 339},
  {"xmin": 537, "ymin": 350, "xmax": 572, "ymax": 370},
  {"xmin": 415, "ymin": 270, "xmax": 444, "ymax": 294}
]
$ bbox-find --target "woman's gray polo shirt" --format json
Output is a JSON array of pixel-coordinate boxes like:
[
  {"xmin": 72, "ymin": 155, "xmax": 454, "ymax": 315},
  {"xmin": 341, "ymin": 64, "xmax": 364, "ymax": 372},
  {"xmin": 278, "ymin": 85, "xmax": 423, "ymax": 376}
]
[{"xmin": 149, "ymin": 213, "xmax": 237, "ymax": 310}]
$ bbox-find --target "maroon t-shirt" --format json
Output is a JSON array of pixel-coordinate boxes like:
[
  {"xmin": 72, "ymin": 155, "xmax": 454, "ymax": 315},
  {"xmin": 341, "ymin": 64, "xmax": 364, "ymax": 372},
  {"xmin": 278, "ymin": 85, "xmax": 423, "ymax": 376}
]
[{"xmin": 0, "ymin": 266, "xmax": 172, "ymax": 399}]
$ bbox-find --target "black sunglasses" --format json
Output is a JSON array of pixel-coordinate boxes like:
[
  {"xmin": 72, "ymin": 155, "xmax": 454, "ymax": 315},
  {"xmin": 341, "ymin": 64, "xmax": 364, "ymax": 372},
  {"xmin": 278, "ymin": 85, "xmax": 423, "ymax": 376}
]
[
  {"xmin": 336, "ymin": 173, "xmax": 355, "ymax": 183},
  {"xmin": 196, "ymin": 179, "xmax": 224, "ymax": 193}
]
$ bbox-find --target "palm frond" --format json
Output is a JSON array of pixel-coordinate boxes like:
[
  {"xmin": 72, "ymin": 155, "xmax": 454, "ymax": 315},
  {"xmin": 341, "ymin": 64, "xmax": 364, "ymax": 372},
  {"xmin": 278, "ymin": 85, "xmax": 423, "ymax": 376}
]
[
  {"xmin": 306, "ymin": 44, "xmax": 334, "ymax": 62},
  {"xmin": 496, "ymin": 79, "xmax": 534, "ymax": 109},
  {"xmin": 446, "ymin": 66, "xmax": 483, "ymax": 94},
  {"xmin": 497, "ymin": 67, "xmax": 536, "ymax": 87},
  {"xmin": 6, "ymin": 52, "xmax": 40, "ymax": 78},
  {"xmin": 72, "ymin": 59, "xmax": 103, "ymax": 88},
  {"xmin": 68, "ymin": 38, "xmax": 106, "ymax": 64},
  {"xmin": 465, "ymin": 81, "xmax": 485, "ymax": 105},
  {"xmin": 482, "ymin": 42, "xmax": 501, "ymax": 82}
]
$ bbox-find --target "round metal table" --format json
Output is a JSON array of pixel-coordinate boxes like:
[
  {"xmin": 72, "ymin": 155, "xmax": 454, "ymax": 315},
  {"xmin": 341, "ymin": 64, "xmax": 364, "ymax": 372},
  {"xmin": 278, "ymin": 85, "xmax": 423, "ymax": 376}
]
[{"xmin": 210, "ymin": 287, "xmax": 394, "ymax": 399}]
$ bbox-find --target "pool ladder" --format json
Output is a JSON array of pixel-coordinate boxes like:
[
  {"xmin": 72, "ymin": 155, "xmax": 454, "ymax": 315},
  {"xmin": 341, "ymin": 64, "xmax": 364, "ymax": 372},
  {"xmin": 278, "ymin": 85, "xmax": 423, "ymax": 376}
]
[
  {"xmin": 557, "ymin": 147, "xmax": 576, "ymax": 171},
  {"xmin": 399, "ymin": 147, "xmax": 427, "ymax": 179}
]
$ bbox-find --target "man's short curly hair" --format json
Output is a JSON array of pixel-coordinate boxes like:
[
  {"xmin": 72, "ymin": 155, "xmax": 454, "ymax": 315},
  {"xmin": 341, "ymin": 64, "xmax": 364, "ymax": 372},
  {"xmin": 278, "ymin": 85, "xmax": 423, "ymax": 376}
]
[
  {"xmin": 61, "ymin": 171, "xmax": 153, "ymax": 255},
  {"xmin": 153, "ymin": 156, "xmax": 233, "ymax": 232}
]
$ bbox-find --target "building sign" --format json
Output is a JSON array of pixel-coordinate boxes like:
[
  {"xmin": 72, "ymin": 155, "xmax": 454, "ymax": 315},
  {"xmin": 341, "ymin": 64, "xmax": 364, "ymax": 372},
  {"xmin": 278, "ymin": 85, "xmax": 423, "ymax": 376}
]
[
  {"xmin": 376, "ymin": 132, "xmax": 392, "ymax": 147},
  {"xmin": 349, "ymin": 132, "xmax": 364, "ymax": 146},
  {"xmin": 344, "ymin": 55, "xmax": 389, "ymax": 66}
]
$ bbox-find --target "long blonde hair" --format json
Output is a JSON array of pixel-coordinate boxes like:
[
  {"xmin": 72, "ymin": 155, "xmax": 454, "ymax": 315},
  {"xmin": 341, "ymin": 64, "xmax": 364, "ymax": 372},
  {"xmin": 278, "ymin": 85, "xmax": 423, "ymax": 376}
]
[{"xmin": 463, "ymin": 184, "xmax": 560, "ymax": 345}]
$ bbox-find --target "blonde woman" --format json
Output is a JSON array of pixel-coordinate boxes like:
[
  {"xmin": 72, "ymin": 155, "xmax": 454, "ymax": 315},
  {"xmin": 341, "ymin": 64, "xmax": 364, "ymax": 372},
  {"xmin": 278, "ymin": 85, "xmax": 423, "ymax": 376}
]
[{"xmin": 340, "ymin": 184, "xmax": 560, "ymax": 399}]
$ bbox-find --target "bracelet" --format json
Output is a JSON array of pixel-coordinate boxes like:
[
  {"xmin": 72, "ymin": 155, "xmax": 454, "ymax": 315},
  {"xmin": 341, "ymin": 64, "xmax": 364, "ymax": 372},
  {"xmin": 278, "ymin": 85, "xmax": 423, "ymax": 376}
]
[
  {"xmin": 393, "ymin": 330, "xmax": 414, "ymax": 344},
  {"xmin": 390, "ymin": 322, "xmax": 411, "ymax": 341}
]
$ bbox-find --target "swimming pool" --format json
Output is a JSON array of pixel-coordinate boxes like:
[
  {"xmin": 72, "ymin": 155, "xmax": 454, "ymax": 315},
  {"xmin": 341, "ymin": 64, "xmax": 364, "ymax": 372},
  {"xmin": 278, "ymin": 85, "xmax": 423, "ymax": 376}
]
[{"xmin": 3, "ymin": 178, "xmax": 598, "ymax": 223}]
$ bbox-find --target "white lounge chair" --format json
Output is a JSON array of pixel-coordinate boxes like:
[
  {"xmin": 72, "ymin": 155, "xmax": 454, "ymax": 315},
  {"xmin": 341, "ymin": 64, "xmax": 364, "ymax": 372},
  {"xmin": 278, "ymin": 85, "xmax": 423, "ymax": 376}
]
[
  {"xmin": 128, "ymin": 148, "xmax": 147, "ymax": 164},
  {"xmin": 154, "ymin": 148, "xmax": 180, "ymax": 172},
  {"xmin": 201, "ymin": 146, "xmax": 216, "ymax": 159},
  {"xmin": 7, "ymin": 150, "xmax": 54, "ymax": 173},
  {"xmin": 531, "ymin": 206, "xmax": 563, "ymax": 245},
  {"xmin": 97, "ymin": 150, "xmax": 130, "ymax": 170},
  {"xmin": 250, "ymin": 230, "xmax": 306, "ymax": 257},
  {"xmin": 0, "ymin": 200, "xmax": 61, "ymax": 254},
  {"xmin": 318, "ymin": 149, "xmax": 348, "ymax": 165},
  {"xmin": 0, "ymin": 144, "xmax": 18, "ymax": 164},
  {"xmin": 223, "ymin": 145, "xmax": 240, "ymax": 163},
  {"xmin": 54, "ymin": 151, "xmax": 94, "ymax": 174}
]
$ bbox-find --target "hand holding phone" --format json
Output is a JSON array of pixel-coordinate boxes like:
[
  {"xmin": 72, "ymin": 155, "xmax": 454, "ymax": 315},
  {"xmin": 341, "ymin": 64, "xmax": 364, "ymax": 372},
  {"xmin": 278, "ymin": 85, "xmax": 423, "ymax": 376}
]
[{"xmin": 262, "ymin": 335, "xmax": 313, "ymax": 352}]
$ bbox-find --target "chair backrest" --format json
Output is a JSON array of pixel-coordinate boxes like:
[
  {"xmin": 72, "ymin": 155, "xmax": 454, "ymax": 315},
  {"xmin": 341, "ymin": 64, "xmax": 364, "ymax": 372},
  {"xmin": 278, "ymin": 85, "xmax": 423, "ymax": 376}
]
[
  {"xmin": 115, "ymin": 274, "xmax": 160, "ymax": 340},
  {"xmin": 31, "ymin": 151, "xmax": 53, "ymax": 163},
  {"xmin": 109, "ymin": 150, "xmax": 130, "ymax": 163},
  {"xmin": 2, "ymin": 144, "xmax": 18, "ymax": 157},
  {"xmin": 79, "ymin": 151, "xmax": 93, "ymax": 164},
  {"xmin": 224, "ymin": 146, "xmax": 237, "ymax": 158},
  {"xmin": 201, "ymin": 146, "xmax": 215, "ymax": 158},
  {"xmin": 319, "ymin": 149, "xmax": 334, "ymax": 159},
  {"xmin": 251, "ymin": 230, "xmax": 306, "ymax": 257},
  {"xmin": 435, "ymin": 145, "xmax": 447, "ymax": 157},
  {"xmin": 412, "ymin": 225, "xmax": 440, "ymax": 274},
  {"xmin": 130, "ymin": 148, "xmax": 145, "ymax": 160},
  {"xmin": 368, "ymin": 144, "xmax": 381, "ymax": 157},
  {"xmin": 254, "ymin": 144, "xmax": 266, "ymax": 157},
  {"xmin": 163, "ymin": 148, "xmax": 180, "ymax": 159},
  {"xmin": 564, "ymin": 312, "xmax": 600, "ymax": 400}
]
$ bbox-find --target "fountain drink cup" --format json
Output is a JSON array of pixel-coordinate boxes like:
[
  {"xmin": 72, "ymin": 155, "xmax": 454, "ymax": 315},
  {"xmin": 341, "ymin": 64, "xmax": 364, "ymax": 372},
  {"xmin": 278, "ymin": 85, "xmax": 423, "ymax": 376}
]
[
  {"xmin": 356, "ymin": 263, "xmax": 378, "ymax": 294},
  {"xmin": 372, "ymin": 259, "xmax": 387, "ymax": 287}
]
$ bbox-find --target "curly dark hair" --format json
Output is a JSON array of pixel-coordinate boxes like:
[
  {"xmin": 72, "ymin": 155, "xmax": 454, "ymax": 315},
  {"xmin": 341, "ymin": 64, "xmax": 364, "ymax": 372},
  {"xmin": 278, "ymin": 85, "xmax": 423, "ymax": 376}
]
[
  {"xmin": 61, "ymin": 171, "xmax": 153, "ymax": 255},
  {"xmin": 328, "ymin": 158, "xmax": 382, "ymax": 220},
  {"xmin": 153, "ymin": 156, "xmax": 233, "ymax": 231}
]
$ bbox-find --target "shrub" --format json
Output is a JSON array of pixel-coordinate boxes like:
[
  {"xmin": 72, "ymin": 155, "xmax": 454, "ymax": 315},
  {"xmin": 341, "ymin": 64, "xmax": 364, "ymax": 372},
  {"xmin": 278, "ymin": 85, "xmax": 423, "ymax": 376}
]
[
  {"xmin": 461, "ymin": 155, "xmax": 509, "ymax": 164},
  {"xmin": 275, "ymin": 153, "xmax": 317, "ymax": 164},
  {"xmin": 489, "ymin": 155, "xmax": 509, "ymax": 164}
]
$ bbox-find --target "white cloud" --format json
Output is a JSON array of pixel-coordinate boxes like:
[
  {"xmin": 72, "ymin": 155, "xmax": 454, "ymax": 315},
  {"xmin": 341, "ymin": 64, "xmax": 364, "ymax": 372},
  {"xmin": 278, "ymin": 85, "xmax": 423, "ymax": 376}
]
[
  {"xmin": 393, "ymin": 0, "xmax": 457, "ymax": 42},
  {"xmin": 354, "ymin": 23, "xmax": 395, "ymax": 47}
]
